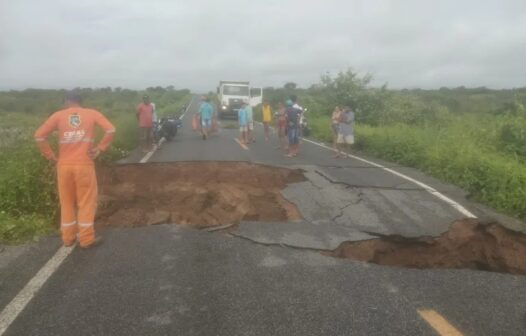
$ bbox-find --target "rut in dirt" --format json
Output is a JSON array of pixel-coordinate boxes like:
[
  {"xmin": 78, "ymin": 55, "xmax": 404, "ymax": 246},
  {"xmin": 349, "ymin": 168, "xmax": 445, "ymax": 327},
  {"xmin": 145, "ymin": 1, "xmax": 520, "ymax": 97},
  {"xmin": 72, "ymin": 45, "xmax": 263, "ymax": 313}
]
[
  {"xmin": 96, "ymin": 162, "xmax": 304, "ymax": 229},
  {"xmin": 329, "ymin": 218, "xmax": 526, "ymax": 275}
]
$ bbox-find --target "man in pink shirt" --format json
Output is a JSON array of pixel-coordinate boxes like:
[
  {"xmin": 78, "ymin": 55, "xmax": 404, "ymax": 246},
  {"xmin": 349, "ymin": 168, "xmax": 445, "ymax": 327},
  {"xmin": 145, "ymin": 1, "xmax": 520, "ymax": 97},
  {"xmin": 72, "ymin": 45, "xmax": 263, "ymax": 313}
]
[{"xmin": 136, "ymin": 95, "xmax": 154, "ymax": 152}]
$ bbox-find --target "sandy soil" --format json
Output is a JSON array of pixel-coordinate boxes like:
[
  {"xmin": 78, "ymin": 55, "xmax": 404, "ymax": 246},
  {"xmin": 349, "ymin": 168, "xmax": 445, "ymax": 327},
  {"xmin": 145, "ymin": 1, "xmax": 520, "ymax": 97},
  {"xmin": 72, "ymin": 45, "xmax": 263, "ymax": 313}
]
[{"xmin": 96, "ymin": 162, "xmax": 304, "ymax": 229}]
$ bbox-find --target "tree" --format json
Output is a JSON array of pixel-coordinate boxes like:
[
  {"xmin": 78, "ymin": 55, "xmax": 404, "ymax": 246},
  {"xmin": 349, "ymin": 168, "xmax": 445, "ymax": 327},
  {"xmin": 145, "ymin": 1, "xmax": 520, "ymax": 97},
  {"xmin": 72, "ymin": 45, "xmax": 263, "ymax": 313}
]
[
  {"xmin": 284, "ymin": 82, "xmax": 297, "ymax": 90},
  {"xmin": 317, "ymin": 69, "xmax": 390, "ymax": 125}
]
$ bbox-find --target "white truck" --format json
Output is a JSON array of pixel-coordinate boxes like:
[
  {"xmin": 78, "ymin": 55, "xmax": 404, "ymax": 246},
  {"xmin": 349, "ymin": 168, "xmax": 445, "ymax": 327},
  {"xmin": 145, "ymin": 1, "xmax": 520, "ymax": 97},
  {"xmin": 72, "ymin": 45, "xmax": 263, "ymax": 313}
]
[{"xmin": 216, "ymin": 81, "xmax": 262, "ymax": 119}]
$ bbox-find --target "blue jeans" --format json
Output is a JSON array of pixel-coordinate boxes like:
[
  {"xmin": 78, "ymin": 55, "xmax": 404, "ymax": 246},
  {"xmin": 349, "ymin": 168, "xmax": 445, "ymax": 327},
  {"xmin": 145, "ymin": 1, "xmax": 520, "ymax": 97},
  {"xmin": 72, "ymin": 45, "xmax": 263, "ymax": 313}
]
[{"xmin": 287, "ymin": 127, "xmax": 299, "ymax": 145}]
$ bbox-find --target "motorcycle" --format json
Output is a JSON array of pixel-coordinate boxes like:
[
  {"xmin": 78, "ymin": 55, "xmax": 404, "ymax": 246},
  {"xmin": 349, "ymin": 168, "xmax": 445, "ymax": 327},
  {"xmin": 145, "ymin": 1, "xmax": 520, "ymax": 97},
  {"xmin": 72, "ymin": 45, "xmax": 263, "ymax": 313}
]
[{"xmin": 154, "ymin": 115, "xmax": 182, "ymax": 142}]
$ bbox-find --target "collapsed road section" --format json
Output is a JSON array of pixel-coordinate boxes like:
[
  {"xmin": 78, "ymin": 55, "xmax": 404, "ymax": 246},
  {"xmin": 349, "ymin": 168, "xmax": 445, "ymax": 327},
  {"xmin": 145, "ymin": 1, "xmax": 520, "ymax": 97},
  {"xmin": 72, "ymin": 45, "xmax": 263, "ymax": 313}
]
[
  {"xmin": 95, "ymin": 161, "xmax": 526, "ymax": 275},
  {"xmin": 96, "ymin": 162, "xmax": 304, "ymax": 228},
  {"xmin": 329, "ymin": 218, "xmax": 526, "ymax": 275}
]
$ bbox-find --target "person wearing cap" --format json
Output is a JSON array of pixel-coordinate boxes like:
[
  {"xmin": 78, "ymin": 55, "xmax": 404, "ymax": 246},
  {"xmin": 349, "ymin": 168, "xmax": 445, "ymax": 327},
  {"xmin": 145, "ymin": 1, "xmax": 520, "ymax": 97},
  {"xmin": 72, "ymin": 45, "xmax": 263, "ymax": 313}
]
[
  {"xmin": 136, "ymin": 95, "xmax": 154, "ymax": 151},
  {"xmin": 285, "ymin": 99, "xmax": 301, "ymax": 157},
  {"xmin": 198, "ymin": 96, "xmax": 214, "ymax": 140},
  {"xmin": 34, "ymin": 91, "xmax": 115, "ymax": 248}
]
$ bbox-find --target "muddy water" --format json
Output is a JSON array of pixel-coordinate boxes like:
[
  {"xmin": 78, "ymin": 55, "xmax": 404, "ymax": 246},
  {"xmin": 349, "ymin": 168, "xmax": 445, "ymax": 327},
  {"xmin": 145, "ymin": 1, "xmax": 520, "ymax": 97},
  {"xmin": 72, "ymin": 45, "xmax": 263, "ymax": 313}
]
[{"xmin": 96, "ymin": 162, "xmax": 304, "ymax": 228}]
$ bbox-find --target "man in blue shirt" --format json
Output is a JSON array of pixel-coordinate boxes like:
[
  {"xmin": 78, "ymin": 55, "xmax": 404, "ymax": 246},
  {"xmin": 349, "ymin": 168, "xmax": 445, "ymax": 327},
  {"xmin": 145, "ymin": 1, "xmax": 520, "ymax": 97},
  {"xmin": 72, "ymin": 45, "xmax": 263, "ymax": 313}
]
[
  {"xmin": 198, "ymin": 96, "xmax": 213, "ymax": 140},
  {"xmin": 238, "ymin": 102, "xmax": 249, "ymax": 144}
]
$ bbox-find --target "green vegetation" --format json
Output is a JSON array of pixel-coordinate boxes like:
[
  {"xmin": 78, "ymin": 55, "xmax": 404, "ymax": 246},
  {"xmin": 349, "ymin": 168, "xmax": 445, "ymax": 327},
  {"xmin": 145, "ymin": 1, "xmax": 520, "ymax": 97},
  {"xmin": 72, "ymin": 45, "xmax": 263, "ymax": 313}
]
[
  {"xmin": 263, "ymin": 70, "xmax": 526, "ymax": 221},
  {"xmin": 0, "ymin": 87, "xmax": 191, "ymax": 243},
  {"xmin": 3, "ymin": 74, "xmax": 526, "ymax": 242}
]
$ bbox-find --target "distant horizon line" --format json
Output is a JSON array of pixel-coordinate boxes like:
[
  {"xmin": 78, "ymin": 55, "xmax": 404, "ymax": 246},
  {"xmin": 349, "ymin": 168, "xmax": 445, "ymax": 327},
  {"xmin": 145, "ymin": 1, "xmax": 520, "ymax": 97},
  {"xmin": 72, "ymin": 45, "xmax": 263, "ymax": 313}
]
[{"xmin": 1, "ymin": 85, "xmax": 526, "ymax": 92}]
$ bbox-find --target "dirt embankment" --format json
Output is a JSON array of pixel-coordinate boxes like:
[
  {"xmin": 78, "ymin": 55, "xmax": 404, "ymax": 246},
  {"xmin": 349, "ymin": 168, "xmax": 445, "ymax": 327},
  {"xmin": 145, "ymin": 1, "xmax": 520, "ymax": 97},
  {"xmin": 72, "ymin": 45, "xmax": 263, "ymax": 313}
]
[
  {"xmin": 330, "ymin": 218, "xmax": 526, "ymax": 275},
  {"xmin": 96, "ymin": 162, "xmax": 304, "ymax": 229}
]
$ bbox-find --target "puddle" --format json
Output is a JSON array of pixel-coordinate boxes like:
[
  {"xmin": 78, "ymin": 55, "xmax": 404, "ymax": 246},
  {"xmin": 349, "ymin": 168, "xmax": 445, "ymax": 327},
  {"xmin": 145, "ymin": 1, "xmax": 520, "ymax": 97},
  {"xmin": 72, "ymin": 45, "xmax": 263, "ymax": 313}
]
[
  {"xmin": 328, "ymin": 218, "xmax": 526, "ymax": 275},
  {"xmin": 96, "ymin": 162, "xmax": 304, "ymax": 229}
]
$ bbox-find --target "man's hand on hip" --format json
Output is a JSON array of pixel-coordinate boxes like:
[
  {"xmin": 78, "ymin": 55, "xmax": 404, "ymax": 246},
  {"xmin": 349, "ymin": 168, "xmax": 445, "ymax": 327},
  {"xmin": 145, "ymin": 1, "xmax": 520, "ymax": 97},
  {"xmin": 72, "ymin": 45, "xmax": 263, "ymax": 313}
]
[{"xmin": 88, "ymin": 148, "xmax": 101, "ymax": 159}]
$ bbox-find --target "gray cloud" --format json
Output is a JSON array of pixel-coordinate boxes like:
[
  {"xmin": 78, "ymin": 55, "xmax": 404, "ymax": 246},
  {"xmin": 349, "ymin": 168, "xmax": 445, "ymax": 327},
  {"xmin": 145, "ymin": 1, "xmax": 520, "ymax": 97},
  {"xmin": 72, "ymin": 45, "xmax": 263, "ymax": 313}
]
[{"xmin": 1, "ymin": 0, "xmax": 525, "ymax": 91}]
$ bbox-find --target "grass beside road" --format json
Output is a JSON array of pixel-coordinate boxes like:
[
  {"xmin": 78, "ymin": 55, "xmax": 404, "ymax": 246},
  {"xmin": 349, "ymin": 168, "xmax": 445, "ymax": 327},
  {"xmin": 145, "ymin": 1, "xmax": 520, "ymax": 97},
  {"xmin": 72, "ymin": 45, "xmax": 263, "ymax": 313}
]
[
  {"xmin": 261, "ymin": 70, "xmax": 526, "ymax": 223},
  {"xmin": 0, "ymin": 88, "xmax": 191, "ymax": 243},
  {"xmin": 307, "ymin": 114, "xmax": 526, "ymax": 220}
]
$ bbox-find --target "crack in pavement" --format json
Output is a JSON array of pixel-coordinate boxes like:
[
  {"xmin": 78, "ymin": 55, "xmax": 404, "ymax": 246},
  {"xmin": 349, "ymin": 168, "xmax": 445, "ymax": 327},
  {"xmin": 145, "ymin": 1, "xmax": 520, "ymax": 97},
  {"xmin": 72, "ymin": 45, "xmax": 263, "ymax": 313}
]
[
  {"xmin": 314, "ymin": 169, "xmax": 429, "ymax": 191},
  {"xmin": 314, "ymin": 164, "xmax": 407, "ymax": 169},
  {"xmin": 227, "ymin": 231, "xmax": 331, "ymax": 253},
  {"xmin": 227, "ymin": 218, "xmax": 526, "ymax": 275},
  {"xmin": 331, "ymin": 201, "xmax": 362, "ymax": 222}
]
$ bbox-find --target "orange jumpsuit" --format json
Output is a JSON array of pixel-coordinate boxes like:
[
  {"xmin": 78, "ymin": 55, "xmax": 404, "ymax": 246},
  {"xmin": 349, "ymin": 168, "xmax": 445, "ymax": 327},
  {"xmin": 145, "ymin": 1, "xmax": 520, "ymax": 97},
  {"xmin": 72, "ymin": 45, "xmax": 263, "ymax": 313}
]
[{"xmin": 34, "ymin": 107, "xmax": 115, "ymax": 247}]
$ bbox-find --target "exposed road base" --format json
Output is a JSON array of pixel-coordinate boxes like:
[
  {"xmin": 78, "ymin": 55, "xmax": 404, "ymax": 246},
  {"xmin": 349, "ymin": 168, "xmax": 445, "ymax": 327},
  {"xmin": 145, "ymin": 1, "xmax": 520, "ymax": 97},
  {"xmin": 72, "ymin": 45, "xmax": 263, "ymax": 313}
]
[
  {"xmin": 96, "ymin": 162, "xmax": 304, "ymax": 229},
  {"xmin": 329, "ymin": 218, "xmax": 526, "ymax": 275}
]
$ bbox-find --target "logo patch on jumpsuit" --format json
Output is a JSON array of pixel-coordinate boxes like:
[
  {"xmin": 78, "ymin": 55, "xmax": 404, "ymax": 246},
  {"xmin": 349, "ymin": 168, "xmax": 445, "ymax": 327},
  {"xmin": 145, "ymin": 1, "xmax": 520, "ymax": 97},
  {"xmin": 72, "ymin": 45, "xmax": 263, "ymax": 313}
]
[{"xmin": 69, "ymin": 114, "xmax": 81, "ymax": 128}]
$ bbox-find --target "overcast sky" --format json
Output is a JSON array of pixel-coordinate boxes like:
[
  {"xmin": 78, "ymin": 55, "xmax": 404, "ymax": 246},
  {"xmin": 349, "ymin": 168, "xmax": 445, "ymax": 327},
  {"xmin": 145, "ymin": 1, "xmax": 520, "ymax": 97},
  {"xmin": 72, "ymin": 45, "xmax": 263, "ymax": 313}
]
[{"xmin": 1, "ymin": 0, "xmax": 525, "ymax": 91}]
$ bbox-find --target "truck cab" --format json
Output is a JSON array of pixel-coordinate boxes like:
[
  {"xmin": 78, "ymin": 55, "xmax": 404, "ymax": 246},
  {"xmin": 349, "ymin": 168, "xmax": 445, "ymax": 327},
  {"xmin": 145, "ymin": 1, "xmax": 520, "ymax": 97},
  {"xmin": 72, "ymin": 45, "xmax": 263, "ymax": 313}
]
[{"xmin": 217, "ymin": 81, "xmax": 262, "ymax": 119}]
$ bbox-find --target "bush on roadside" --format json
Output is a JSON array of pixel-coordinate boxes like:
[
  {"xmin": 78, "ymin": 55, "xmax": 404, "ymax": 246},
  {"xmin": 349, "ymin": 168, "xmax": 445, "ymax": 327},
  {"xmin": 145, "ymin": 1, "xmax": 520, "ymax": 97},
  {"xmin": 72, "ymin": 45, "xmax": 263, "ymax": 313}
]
[{"xmin": 263, "ymin": 70, "xmax": 526, "ymax": 222}]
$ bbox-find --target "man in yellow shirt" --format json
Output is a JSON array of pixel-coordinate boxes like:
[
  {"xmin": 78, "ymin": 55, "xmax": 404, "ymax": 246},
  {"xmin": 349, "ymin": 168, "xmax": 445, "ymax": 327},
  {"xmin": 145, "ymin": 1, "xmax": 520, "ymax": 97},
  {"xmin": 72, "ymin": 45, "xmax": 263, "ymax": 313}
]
[{"xmin": 262, "ymin": 100, "xmax": 272, "ymax": 141}]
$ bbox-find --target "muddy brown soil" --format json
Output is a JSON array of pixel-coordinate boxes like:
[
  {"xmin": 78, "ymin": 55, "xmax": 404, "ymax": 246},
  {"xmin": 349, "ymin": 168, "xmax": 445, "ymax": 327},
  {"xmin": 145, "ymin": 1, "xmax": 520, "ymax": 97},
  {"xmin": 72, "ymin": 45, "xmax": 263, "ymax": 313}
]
[
  {"xmin": 329, "ymin": 218, "xmax": 526, "ymax": 275},
  {"xmin": 96, "ymin": 162, "xmax": 304, "ymax": 229}
]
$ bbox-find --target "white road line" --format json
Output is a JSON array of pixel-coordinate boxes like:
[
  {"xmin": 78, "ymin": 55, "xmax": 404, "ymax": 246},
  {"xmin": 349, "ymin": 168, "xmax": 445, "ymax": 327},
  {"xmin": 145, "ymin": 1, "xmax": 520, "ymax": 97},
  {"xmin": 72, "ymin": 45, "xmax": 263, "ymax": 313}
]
[
  {"xmin": 234, "ymin": 138, "xmax": 249, "ymax": 150},
  {"xmin": 254, "ymin": 121, "xmax": 476, "ymax": 218},
  {"xmin": 300, "ymin": 137, "xmax": 476, "ymax": 218},
  {"xmin": 179, "ymin": 97, "xmax": 194, "ymax": 121},
  {"xmin": 139, "ymin": 138, "xmax": 164, "ymax": 163},
  {"xmin": 139, "ymin": 96, "xmax": 194, "ymax": 164},
  {"xmin": 0, "ymin": 245, "xmax": 75, "ymax": 335},
  {"xmin": 0, "ymin": 96, "xmax": 197, "ymax": 335}
]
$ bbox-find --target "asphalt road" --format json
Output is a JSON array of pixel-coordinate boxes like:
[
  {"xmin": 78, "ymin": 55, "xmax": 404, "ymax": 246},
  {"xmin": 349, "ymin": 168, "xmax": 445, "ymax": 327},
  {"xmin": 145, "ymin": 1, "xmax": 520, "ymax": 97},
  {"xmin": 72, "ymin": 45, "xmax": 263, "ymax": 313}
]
[{"xmin": 1, "ymin": 95, "xmax": 525, "ymax": 336}]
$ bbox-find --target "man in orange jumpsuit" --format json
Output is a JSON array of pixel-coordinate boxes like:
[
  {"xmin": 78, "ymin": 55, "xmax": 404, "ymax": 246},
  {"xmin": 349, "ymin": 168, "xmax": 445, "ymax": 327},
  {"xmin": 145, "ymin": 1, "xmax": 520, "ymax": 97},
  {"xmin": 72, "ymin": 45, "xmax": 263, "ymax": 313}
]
[{"xmin": 34, "ymin": 91, "xmax": 115, "ymax": 248}]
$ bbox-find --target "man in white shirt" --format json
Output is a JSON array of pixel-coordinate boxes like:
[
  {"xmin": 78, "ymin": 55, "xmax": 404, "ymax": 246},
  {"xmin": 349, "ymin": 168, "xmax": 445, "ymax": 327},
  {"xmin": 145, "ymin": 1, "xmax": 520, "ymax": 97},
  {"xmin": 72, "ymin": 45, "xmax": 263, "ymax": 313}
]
[
  {"xmin": 151, "ymin": 102, "xmax": 158, "ymax": 123},
  {"xmin": 290, "ymin": 95, "xmax": 304, "ymax": 140}
]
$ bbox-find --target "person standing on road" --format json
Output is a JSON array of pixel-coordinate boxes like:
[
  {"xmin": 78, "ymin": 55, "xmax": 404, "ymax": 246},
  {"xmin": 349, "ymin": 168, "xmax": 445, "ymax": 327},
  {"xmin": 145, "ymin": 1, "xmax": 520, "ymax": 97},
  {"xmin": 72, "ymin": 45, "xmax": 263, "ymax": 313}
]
[
  {"xmin": 136, "ymin": 95, "xmax": 154, "ymax": 152},
  {"xmin": 261, "ymin": 100, "xmax": 272, "ymax": 141},
  {"xmin": 276, "ymin": 102, "xmax": 288, "ymax": 150},
  {"xmin": 245, "ymin": 100, "xmax": 255, "ymax": 143},
  {"xmin": 290, "ymin": 95, "xmax": 304, "ymax": 141},
  {"xmin": 34, "ymin": 91, "xmax": 115, "ymax": 248},
  {"xmin": 335, "ymin": 106, "xmax": 355, "ymax": 158},
  {"xmin": 238, "ymin": 101, "xmax": 249, "ymax": 144},
  {"xmin": 285, "ymin": 99, "xmax": 301, "ymax": 157},
  {"xmin": 151, "ymin": 102, "xmax": 158, "ymax": 124},
  {"xmin": 199, "ymin": 96, "xmax": 213, "ymax": 140},
  {"xmin": 331, "ymin": 106, "xmax": 342, "ymax": 154}
]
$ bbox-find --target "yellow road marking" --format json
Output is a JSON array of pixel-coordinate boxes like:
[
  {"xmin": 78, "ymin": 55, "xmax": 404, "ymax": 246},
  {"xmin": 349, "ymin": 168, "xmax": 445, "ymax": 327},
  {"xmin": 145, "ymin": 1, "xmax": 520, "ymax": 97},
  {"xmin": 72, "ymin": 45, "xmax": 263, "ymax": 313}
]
[
  {"xmin": 234, "ymin": 138, "xmax": 249, "ymax": 150},
  {"xmin": 418, "ymin": 309, "xmax": 464, "ymax": 336}
]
